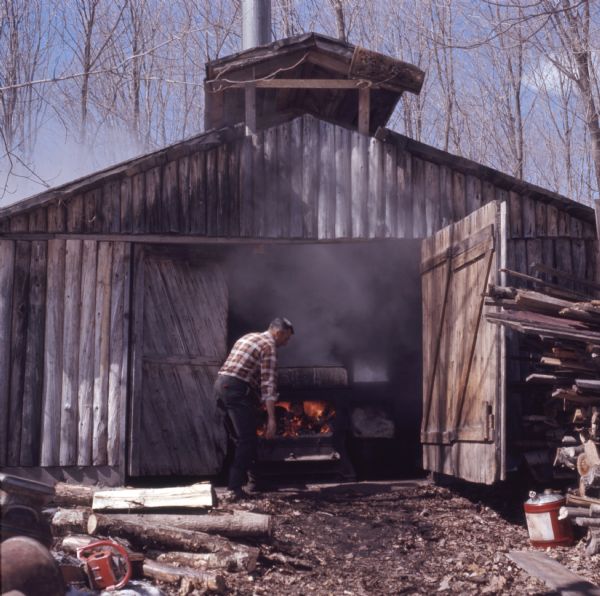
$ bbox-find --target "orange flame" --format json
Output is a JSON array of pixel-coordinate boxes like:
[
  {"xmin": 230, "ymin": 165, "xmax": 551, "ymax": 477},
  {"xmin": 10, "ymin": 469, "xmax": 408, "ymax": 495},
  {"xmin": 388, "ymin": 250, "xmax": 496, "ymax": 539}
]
[{"xmin": 257, "ymin": 400, "xmax": 334, "ymax": 437}]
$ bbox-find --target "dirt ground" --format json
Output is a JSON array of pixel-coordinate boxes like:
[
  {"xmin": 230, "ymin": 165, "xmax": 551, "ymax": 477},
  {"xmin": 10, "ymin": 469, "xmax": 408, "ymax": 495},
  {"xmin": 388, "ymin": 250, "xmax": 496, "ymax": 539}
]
[{"xmin": 206, "ymin": 480, "xmax": 600, "ymax": 596}]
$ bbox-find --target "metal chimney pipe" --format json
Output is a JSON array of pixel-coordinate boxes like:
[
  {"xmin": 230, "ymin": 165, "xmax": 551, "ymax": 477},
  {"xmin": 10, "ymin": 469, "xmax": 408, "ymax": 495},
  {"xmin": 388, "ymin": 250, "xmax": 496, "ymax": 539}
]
[{"xmin": 242, "ymin": 0, "xmax": 271, "ymax": 49}]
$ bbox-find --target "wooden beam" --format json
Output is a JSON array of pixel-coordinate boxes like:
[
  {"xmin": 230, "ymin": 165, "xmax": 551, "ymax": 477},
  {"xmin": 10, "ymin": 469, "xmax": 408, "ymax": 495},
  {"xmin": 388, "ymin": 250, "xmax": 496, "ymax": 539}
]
[
  {"xmin": 252, "ymin": 79, "xmax": 372, "ymax": 89},
  {"xmin": 508, "ymin": 551, "xmax": 600, "ymax": 596},
  {"xmin": 358, "ymin": 87, "xmax": 370, "ymax": 135},
  {"xmin": 244, "ymin": 86, "xmax": 257, "ymax": 135}
]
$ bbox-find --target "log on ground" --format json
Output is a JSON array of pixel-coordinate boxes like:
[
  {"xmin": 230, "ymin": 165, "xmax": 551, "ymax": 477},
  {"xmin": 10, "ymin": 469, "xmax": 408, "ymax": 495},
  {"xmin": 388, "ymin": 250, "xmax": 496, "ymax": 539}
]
[
  {"xmin": 92, "ymin": 482, "xmax": 213, "ymax": 510},
  {"xmin": 150, "ymin": 547, "xmax": 258, "ymax": 572},
  {"xmin": 88, "ymin": 513, "xmax": 233, "ymax": 553},
  {"xmin": 143, "ymin": 559, "xmax": 225, "ymax": 592},
  {"xmin": 104, "ymin": 510, "xmax": 272, "ymax": 539},
  {"xmin": 53, "ymin": 483, "xmax": 94, "ymax": 507}
]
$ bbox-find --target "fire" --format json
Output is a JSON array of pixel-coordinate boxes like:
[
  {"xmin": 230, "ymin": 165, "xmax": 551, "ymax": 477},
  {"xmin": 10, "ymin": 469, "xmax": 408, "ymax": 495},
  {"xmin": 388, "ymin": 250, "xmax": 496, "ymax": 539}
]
[{"xmin": 257, "ymin": 400, "xmax": 334, "ymax": 437}]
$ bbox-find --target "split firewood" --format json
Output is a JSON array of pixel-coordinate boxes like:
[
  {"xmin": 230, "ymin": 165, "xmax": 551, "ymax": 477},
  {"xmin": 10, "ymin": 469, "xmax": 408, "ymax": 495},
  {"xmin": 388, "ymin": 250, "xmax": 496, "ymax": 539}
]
[
  {"xmin": 526, "ymin": 373, "xmax": 558, "ymax": 385},
  {"xmin": 558, "ymin": 506, "xmax": 590, "ymax": 520},
  {"xmin": 53, "ymin": 483, "xmax": 94, "ymax": 507},
  {"xmin": 566, "ymin": 493, "xmax": 600, "ymax": 507},
  {"xmin": 149, "ymin": 547, "xmax": 259, "ymax": 572},
  {"xmin": 50, "ymin": 508, "xmax": 91, "ymax": 535},
  {"xmin": 103, "ymin": 510, "xmax": 272, "ymax": 539},
  {"xmin": 88, "ymin": 513, "xmax": 234, "ymax": 553},
  {"xmin": 92, "ymin": 482, "xmax": 214, "ymax": 511},
  {"xmin": 142, "ymin": 559, "xmax": 226, "ymax": 592}
]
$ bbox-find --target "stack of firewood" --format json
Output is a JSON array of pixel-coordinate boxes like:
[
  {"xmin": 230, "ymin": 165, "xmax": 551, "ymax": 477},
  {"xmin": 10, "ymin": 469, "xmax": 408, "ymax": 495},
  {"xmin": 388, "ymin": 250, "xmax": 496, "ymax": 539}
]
[
  {"xmin": 47, "ymin": 482, "xmax": 272, "ymax": 592},
  {"xmin": 486, "ymin": 283, "xmax": 600, "ymax": 554}
]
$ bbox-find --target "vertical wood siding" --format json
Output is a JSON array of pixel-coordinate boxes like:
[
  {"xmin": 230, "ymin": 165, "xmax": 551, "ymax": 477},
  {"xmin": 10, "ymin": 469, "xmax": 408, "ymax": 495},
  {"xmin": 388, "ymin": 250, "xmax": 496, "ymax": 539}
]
[{"xmin": 0, "ymin": 238, "xmax": 131, "ymax": 467}]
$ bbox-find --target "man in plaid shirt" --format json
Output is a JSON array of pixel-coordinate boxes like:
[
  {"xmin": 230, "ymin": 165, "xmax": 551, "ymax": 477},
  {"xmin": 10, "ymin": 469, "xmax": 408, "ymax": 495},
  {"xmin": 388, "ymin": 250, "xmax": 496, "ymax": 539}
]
[{"xmin": 215, "ymin": 317, "xmax": 294, "ymax": 499}]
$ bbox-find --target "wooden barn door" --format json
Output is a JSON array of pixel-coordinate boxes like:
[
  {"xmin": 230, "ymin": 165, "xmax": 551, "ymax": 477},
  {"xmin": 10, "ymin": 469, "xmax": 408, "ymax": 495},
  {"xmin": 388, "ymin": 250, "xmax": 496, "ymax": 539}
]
[
  {"xmin": 421, "ymin": 201, "xmax": 506, "ymax": 484},
  {"xmin": 129, "ymin": 246, "xmax": 228, "ymax": 477}
]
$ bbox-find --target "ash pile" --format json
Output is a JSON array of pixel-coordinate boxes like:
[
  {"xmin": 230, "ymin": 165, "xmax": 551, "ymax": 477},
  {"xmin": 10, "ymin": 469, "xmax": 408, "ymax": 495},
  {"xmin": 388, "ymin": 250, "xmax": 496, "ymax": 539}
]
[
  {"xmin": 0, "ymin": 474, "xmax": 277, "ymax": 594},
  {"xmin": 486, "ymin": 278, "xmax": 600, "ymax": 555}
]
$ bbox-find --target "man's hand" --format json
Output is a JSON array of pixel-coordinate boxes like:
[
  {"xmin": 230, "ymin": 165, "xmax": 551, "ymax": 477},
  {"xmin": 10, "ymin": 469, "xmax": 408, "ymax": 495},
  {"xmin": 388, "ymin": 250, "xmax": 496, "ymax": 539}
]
[
  {"xmin": 265, "ymin": 416, "xmax": 277, "ymax": 439},
  {"xmin": 265, "ymin": 400, "xmax": 277, "ymax": 439}
]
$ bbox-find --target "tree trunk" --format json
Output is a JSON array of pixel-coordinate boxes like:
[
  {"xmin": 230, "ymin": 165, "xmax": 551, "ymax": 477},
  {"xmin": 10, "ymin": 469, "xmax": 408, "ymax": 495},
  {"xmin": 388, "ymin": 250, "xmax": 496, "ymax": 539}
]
[
  {"xmin": 88, "ymin": 513, "xmax": 233, "ymax": 553},
  {"xmin": 103, "ymin": 510, "xmax": 272, "ymax": 539}
]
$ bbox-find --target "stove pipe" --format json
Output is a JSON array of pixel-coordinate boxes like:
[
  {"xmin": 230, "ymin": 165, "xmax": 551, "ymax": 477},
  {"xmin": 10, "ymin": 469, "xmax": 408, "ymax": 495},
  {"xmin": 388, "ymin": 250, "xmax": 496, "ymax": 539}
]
[{"xmin": 242, "ymin": 0, "xmax": 271, "ymax": 50}]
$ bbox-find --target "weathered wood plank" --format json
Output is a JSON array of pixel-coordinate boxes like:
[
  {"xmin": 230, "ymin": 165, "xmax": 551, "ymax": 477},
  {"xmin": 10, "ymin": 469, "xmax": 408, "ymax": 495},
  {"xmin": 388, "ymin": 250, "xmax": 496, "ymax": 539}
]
[
  {"xmin": 547, "ymin": 204, "xmax": 559, "ymax": 237},
  {"xmin": 19, "ymin": 241, "xmax": 47, "ymax": 465},
  {"xmin": 131, "ymin": 172, "xmax": 145, "ymax": 234},
  {"xmin": 239, "ymin": 138, "xmax": 253, "ymax": 237},
  {"xmin": 67, "ymin": 195, "xmax": 84, "ymax": 233},
  {"xmin": 7, "ymin": 241, "xmax": 31, "ymax": 465},
  {"xmin": 228, "ymin": 140, "xmax": 241, "ymax": 238},
  {"xmin": 120, "ymin": 177, "xmax": 133, "ymax": 234},
  {"xmin": 10, "ymin": 214, "xmax": 28, "ymax": 233},
  {"xmin": 264, "ymin": 127, "xmax": 279, "ymax": 238},
  {"xmin": 189, "ymin": 150, "xmax": 207, "ymax": 235},
  {"xmin": 558, "ymin": 208, "xmax": 570, "ymax": 236},
  {"xmin": 60, "ymin": 239, "xmax": 82, "ymax": 465},
  {"xmin": 318, "ymin": 121, "xmax": 336, "ymax": 239},
  {"xmin": 102, "ymin": 180, "xmax": 121, "ymax": 233},
  {"xmin": 77, "ymin": 240, "xmax": 97, "ymax": 466},
  {"xmin": 521, "ymin": 196, "xmax": 536, "ymax": 238},
  {"xmin": 178, "ymin": 156, "xmax": 190, "ymax": 234},
  {"xmin": 93, "ymin": 242, "xmax": 112, "ymax": 466},
  {"xmin": 302, "ymin": 118, "xmax": 319, "ymax": 238},
  {"xmin": 382, "ymin": 140, "xmax": 397, "ymax": 238},
  {"xmin": 252, "ymin": 132, "xmax": 266, "ymax": 238},
  {"xmin": 28, "ymin": 208, "xmax": 47, "ymax": 233},
  {"xmin": 508, "ymin": 550, "xmax": 600, "ymax": 596},
  {"xmin": 83, "ymin": 188, "xmax": 101, "ymax": 233},
  {"xmin": 367, "ymin": 137, "xmax": 384, "ymax": 238},
  {"xmin": 145, "ymin": 166, "xmax": 162, "ymax": 233},
  {"xmin": 0, "ymin": 240, "xmax": 15, "ymax": 465},
  {"xmin": 465, "ymin": 175, "xmax": 482, "ymax": 216},
  {"xmin": 451, "ymin": 171, "xmax": 466, "ymax": 221},
  {"xmin": 47, "ymin": 201, "xmax": 66, "ymax": 233},
  {"xmin": 162, "ymin": 159, "xmax": 180, "ymax": 233},
  {"xmin": 439, "ymin": 165, "xmax": 453, "ymax": 230},
  {"xmin": 289, "ymin": 118, "xmax": 304, "ymax": 238},
  {"xmin": 274, "ymin": 123, "xmax": 290, "ymax": 239},
  {"xmin": 128, "ymin": 245, "xmax": 145, "ymax": 477},
  {"xmin": 411, "ymin": 157, "xmax": 426, "ymax": 238},
  {"xmin": 108, "ymin": 243, "xmax": 129, "ymax": 466},
  {"xmin": 425, "ymin": 161, "xmax": 441, "ymax": 236},
  {"xmin": 508, "ymin": 191, "xmax": 522, "ymax": 238},
  {"xmin": 41, "ymin": 240, "xmax": 65, "ymax": 466},
  {"xmin": 214, "ymin": 146, "xmax": 228, "ymax": 236},
  {"xmin": 535, "ymin": 201, "xmax": 547, "ymax": 237},
  {"xmin": 396, "ymin": 148, "xmax": 413, "ymax": 238}
]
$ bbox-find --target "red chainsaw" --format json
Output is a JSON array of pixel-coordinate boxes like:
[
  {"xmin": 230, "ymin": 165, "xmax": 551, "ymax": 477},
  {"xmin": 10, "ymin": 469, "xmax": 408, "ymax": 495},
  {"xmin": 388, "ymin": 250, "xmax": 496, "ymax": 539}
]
[{"xmin": 76, "ymin": 540, "xmax": 132, "ymax": 591}]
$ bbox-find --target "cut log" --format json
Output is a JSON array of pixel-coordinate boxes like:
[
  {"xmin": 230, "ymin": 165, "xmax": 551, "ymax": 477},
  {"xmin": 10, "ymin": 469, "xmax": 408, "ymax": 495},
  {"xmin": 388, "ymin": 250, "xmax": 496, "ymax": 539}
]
[
  {"xmin": 526, "ymin": 373, "xmax": 558, "ymax": 384},
  {"xmin": 50, "ymin": 508, "xmax": 91, "ymax": 535},
  {"xmin": 577, "ymin": 379, "xmax": 600, "ymax": 392},
  {"xmin": 104, "ymin": 510, "xmax": 272, "ymax": 539},
  {"xmin": 53, "ymin": 483, "xmax": 94, "ymax": 507},
  {"xmin": 573, "ymin": 517, "xmax": 600, "ymax": 527},
  {"xmin": 88, "ymin": 513, "xmax": 232, "ymax": 553},
  {"xmin": 586, "ymin": 528, "xmax": 600, "ymax": 556},
  {"xmin": 558, "ymin": 506, "xmax": 591, "ymax": 520},
  {"xmin": 92, "ymin": 482, "xmax": 214, "ymax": 511},
  {"xmin": 566, "ymin": 493, "xmax": 600, "ymax": 507},
  {"xmin": 150, "ymin": 548, "xmax": 258, "ymax": 572},
  {"xmin": 142, "ymin": 559, "xmax": 226, "ymax": 592}
]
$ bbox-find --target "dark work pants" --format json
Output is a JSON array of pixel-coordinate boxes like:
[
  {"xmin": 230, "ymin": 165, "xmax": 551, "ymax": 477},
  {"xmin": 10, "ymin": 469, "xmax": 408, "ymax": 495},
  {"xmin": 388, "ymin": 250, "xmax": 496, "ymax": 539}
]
[{"xmin": 214, "ymin": 374, "xmax": 258, "ymax": 491}]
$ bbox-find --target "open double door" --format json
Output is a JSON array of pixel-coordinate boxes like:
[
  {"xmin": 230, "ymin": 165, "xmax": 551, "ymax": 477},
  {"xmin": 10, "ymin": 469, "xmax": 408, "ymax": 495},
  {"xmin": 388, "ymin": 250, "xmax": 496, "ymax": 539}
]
[{"xmin": 421, "ymin": 201, "xmax": 507, "ymax": 484}]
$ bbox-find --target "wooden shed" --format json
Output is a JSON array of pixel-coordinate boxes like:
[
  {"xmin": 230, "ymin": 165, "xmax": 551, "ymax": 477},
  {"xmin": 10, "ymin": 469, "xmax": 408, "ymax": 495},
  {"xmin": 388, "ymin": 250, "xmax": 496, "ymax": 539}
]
[{"xmin": 0, "ymin": 33, "xmax": 596, "ymax": 486}]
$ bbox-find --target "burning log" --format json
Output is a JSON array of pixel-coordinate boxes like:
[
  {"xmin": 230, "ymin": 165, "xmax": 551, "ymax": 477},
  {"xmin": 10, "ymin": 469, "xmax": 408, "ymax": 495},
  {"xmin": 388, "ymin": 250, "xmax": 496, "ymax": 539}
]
[
  {"xmin": 103, "ymin": 510, "xmax": 272, "ymax": 539},
  {"xmin": 53, "ymin": 482, "xmax": 94, "ymax": 507},
  {"xmin": 50, "ymin": 508, "xmax": 91, "ymax": 535},
  {"xmin": 150, "ymin": 548, "xmax": 258, "ymax": 572},
  {"xmin": 88, "ymin": 513, "xmax": 236, "ymax": 553},
  {"xmin": 92, "ymin": 483, "xmax": 214, "ymax": 511}
]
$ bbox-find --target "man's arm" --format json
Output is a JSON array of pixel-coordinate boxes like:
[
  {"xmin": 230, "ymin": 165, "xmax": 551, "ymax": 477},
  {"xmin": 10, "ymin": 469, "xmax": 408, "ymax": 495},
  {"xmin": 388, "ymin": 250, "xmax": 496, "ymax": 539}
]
[
  {"xmin": 260, "ymin": 341, "xmax": 278, "ymax": 439},
  {"xmin": 265, "ymin": 399, "xmax": 276, "ymax": 439}
]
